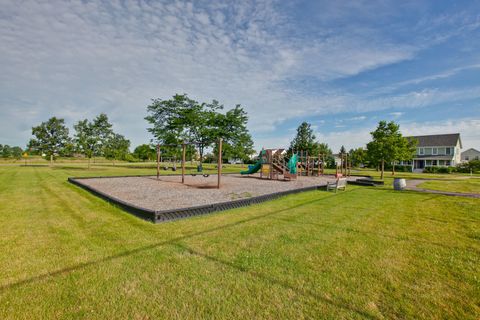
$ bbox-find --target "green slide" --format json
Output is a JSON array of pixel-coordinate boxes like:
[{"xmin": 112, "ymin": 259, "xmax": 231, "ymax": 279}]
[
  {"xmin": 287, "ymin": 154, "xmax": 298, "ymax": 174},
  {"xmin": 240, "ymin": 160, "xmax": 262, "ymax": 175}
]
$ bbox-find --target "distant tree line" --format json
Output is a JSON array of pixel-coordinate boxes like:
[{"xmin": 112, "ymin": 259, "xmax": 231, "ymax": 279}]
[
  {"xmin": 0, "ymin": 144, "xmax": 24, "ymax": 159},
  {"xmin": 28, "ymin": 114, "xmax": 130, "ymax": 167},
  {"xmin": 288, "ymin": 120, "xmax": 417, "ymax": 178},
  {"xmin": 23, "ymin": 93, "xmax": 255, "ymax": 167}
]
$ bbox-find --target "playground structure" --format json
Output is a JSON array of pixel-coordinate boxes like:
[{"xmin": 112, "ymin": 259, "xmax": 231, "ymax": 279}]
[
  {"xmin": 241, "ymin": 148, "xmax": 352, "ymax": 180},
  {"xmin": 155, "ymin": 138, "xmax": 223, "ymax": 189},
  {"xmin": 241, "ymin": 149, "xmax": 297, "ymax": 180}
]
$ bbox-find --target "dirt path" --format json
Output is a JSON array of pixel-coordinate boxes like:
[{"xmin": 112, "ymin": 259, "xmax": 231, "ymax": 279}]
[{"xmin": 405, "ymin": 179, "xmax": 480, "ymax": 199}]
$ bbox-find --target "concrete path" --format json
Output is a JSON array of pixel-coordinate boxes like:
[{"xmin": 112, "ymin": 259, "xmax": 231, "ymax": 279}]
[{"xmin": 405, "ymin": 179, "xmax": 480, "ymax": 199}]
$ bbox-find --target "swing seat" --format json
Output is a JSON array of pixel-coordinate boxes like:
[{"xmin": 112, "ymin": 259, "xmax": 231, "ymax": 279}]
[
  {"xmin": 172, "ymin": 167, "xmax": 177, "ymax": 171},
  {"xmin": 191, "ymin": 174, "xmax": 197, "ymax": 176},
  {"xmin": 203, "ymin": 174, "xmax": 210, "ymax": 178},
  {"xmin": 163, "ymin": 166, "xmax": 168, "ymax": 170}
]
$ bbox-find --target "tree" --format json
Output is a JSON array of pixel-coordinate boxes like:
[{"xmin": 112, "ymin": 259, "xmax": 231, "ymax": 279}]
[
  {"xmin": 11, "ymin": 146, "xmax": 23, "ymax": 160},
  {"xmin": 316, "ymin": 142, "xmax": 335, "ymax": 168},
  {"xmin": 133, "ymin": 144, "xmax": 156, "ymax": 161},
  {"xmin": 29, "ymin": 117, "xmax": 70, "ymax": 165},
  {"xmin": 289, "ymin": 122, "xmax": 318, "ymax": 155},
  {"xmin": 349, "ymin": 147, "xmax": 366, "ymax": 168},
  {"xmin": 366, "ymin": 121, "xmax": 414, "ymax": 179},
  {"xmin": 339, "ymin": 145, "xmax": 346, "ymax": 155},
  {"xmin": 217, "ymin": 105, "xmax": 255, "ymax": 162},
  {"xmin": 145, "ymin": 94, "xmax": 254, "ymax": 164},
  {"xmin": 145, "ymin": 94, "xmax": 190, "ymax": 145},
  {"xmin": 104, "ymin": 134, "xmax": 130, "ymax": 164},
  {"xmin": 1, "ymin": 145, "xmax": 11, "ymax": 158},
  {"xmin": 74, "ymin": 113, "xmax": 113, "ymax": 168}
]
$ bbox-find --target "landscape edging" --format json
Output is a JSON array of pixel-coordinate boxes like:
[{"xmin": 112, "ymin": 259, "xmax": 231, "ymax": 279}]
[{"xmin": 68, "ymin": 176, "xmax": 326, "ymax": 223}]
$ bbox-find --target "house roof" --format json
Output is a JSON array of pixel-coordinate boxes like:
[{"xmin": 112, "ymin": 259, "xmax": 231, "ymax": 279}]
[
  {"xmin": 407, "ymin": 133, "xmax": 462, "ymax": 148},
  {"xmin": 461, "ymin": 148, "xmax": 480, "ymax": 155}
]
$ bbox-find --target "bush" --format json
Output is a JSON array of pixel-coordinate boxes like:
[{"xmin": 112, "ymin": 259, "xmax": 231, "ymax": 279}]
[
  {"xmin": 423, "ymin": 166, "xmax": 454, "ymax": 174},
  {"xmin": 456, "ymin": 160, "xmax": 480, "ymax": 173},
  {"xmin": 394, "ymin": 165, "xmax": 412, "ymax": 172},
  {"xmin": 436, "ymin": 167, "xmax": 453, "ymax": 174},
  {"xmin": 124, "ymin": 154, "xmax": 138, "ymax": 162}
]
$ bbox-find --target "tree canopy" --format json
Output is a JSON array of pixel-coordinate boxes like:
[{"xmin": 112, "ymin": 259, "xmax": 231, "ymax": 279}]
[
  {"xmin": 288, "ymin": 122, "xmax": 318, "ymax": 155},
  {"xmin": 349, "ymin": 147, "xmax": 366, "ymax": 167},
  {"xmin": 366, "ymin": 121, "xmax": 416, "ymax": 178},
  {"xmin": 145, "ymin": 94, "xmax": 254, "ymax": 163},
  {"xmin": 29, "ymin": 117, "xmax": 70, "ymax": 164},
  {"xmin": 74, "ymin": 113, "xmax": 113, "ymax": 167},
  {"xmin": 133, "ymin": 144, "xmax": 156, "ymax": 161},
  {"xmin": 104, "ymin": 134, "xmax": 130, "ymax": 164}
]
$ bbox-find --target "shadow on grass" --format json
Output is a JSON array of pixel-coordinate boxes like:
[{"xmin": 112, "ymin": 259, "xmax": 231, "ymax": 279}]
[
  {"xmin": 0, "ymin": 190, "xmax": 355, "ymax": 293},
  {"xmin": 269, "ymin": 216, "xmax": 479, "ymax": 254},
  {"xmin": 51, "ymin": 166, "xmax": 104, "ymax": 171},
  {"xmin": 172, "ymin": 242, "xmax": 377, "ymax": 319}
]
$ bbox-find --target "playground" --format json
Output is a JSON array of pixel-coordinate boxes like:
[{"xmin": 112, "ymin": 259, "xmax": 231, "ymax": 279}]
[
  {"xmin": 69, "ymin": 147, "xmax": 356, "ymax": 222},
  {"xmin": 72, "ymin": 174, "xmax": 347, "ymax": 213}
]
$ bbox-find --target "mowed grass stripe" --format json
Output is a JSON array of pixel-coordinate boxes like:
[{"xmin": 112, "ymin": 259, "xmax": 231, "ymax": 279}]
[{"xmin": 0, "ymin": 166, "xmax": 479, "ymax": 319}]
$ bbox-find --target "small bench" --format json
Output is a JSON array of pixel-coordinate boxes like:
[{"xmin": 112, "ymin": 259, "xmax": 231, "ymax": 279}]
[{"xmin": 326, "ymin": 178, "xmax": 347, "ymax": 192}]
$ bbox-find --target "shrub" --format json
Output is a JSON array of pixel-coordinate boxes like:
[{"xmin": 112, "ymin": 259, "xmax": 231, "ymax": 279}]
[
  {"xmin": 436, "ymin": 167, "xmax": 452, "ymax": 174},
  {"xmin": 456, "ymin": 160, "xmax": 480, "ymax": 173},
  {"xmin": 395, "ymin": 165, "xmax": 412, "ymax": 172},
  {"xmin": 124, "ymin": 154, "xmax": 138, "ymax": 162}
]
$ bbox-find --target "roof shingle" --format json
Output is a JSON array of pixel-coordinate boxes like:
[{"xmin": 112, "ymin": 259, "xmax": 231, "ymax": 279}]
[{"xmin": 406, "ymin": 133, "xmax": 461, "ymax": 147}]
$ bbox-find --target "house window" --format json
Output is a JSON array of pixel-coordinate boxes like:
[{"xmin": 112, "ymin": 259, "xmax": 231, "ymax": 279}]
[
  {"xmin": 433, "ymin": 148, "xmax": 438, "ymax": 155},
  {"xmin": 425, "ymin": 148, "xmax": 432, "ymax": 155},
  {"xmin": 426, "ymin": 160, "xmax": 431, "ymax": 166},
  {"xmin": 418, "ymin": 148, "xmax": 424, "ymax": 155},
  {"xmin": 439, "ymin": 160, "xmax": 444, "ymax": 166},
  {"xmin": 438, "ymin": 147, "xmax": 446, "ymax": 155},
  {"xmin": 465, "ymin": 156, "xmax": 469, "ymax": 161},
  {"xmin": 446, "ymin": 147, "xmax": 452, "ymax": 155},
  {"xmin": 432, "ymin": 160, "xmax": 437, "ymax": 166},
  {"xmin": 445, "ymin": 160, "xmax": 451, "ymax": 166}
]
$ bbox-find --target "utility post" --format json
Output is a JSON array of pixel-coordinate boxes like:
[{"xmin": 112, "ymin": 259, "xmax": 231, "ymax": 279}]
[
  {"xmin": 181, "ymin": 142, "xmax": 186, "ymax": 184},
  {"xmin": 217, "ymin": 138, "xmax": 223, "ymax": 189},
  {"xmin": 156, "ymin": 144, "xmax": 161, "ymax": 180}
]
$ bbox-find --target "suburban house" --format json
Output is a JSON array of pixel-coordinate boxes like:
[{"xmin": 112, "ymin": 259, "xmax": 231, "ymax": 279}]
[
  {"xmin": 461, "ymin": 148, "xmax": 480, "ymax": 162},
  {"xmin": 404, "ymin": 133, "xmax": 462, "ymax": 171}
]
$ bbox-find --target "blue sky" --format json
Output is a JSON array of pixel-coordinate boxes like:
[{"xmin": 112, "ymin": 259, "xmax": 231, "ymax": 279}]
[{"xmin": 1, "ymin": 0, "xmax": 479, "ymax": 152}]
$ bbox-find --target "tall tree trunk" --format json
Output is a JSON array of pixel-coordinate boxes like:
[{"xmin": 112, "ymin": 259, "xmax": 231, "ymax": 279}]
[
  {"xmin": 392, "ymin": 162, "xmax": 395, "ymax": 176},
  {"xmin": 381, "ymin": 159, "xmax": 385, "ymax": 180},
  {"xmin": 50, "ymin": 154, "xmax": 53, "ymax": 166},
  {"xmin": 88, "ymin": 157, "xmax": 91, "ymax": 170}
]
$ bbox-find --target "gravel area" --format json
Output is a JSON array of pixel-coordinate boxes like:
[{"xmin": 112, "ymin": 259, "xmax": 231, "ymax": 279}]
[{"xmin": 76, "ymin": 174, "xmax": 352, "ymax": 211}]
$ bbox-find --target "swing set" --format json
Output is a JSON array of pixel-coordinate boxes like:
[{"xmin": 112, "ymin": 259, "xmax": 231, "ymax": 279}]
[{"xmin": 155, "ymin": 138, "xmax": 224, "ymax": 189}]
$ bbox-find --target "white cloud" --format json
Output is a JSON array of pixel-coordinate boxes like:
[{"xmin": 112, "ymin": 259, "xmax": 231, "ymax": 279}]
[
  {"xmin": 0, "ymin": 0, "xmax": 478, "ymax": 150},
  {"xmin": 389, "ymin": 112, "xmax": 404, "ymax": 118},
  {"xmin": 346, "ymin": 116, "xmax": 367, "ymax": 121},
  {"xmin": 0, "ymin": 0, "xmax": 422, "ymax": 146}
]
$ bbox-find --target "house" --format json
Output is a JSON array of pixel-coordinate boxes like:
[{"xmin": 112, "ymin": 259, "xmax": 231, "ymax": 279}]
[
  {"xmin": 404, "ymin": 133, "xmax": 462, "ymax": 171},
  {"xmin": 461, "ymin": 148, "xmax": 480, "ymax": 162}
]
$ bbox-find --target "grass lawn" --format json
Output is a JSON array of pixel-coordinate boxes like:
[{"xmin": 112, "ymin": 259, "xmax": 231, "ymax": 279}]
[
  {"xmin": 418, "ymin": 178, "xmax": 480, "ymax": 194},
  {"xmin": 0, "ymin": 165, "xmax": 479, "ymax": 319}
]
